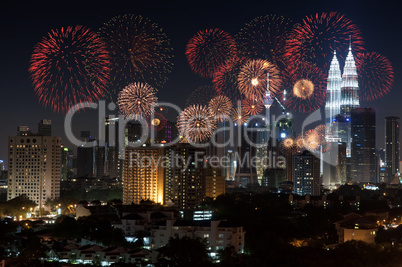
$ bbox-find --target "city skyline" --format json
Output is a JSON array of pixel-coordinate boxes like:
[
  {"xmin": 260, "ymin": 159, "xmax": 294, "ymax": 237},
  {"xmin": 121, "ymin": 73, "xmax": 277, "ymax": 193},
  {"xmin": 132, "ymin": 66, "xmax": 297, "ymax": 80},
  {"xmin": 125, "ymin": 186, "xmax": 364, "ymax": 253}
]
[{"xmin": 0, "ymin": 0, "xmax": 401, "ymax": 163}]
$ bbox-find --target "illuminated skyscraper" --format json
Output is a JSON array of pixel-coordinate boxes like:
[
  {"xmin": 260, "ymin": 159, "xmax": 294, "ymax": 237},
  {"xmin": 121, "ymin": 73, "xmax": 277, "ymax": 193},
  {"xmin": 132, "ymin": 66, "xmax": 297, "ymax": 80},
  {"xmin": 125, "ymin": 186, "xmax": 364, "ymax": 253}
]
[
  {"xmin": 340, "ymin": 42, "xmax": 360, "ymax": 156},
  {"xmin": 350, "ymin": 108, "xmax": 376, "ymax": 183},
  {"xmin": 7, "ymin": 134, "xmax": 61, "ymax": 209},
  {"xmin": 163, "ymin": 143, "xmax": 206, "ymax": 210},
  {"xmin": 325, "ymin": 50, "xmax": 342, "ymax": 142},
  {"xmin": 123, "ymin": 146, "xmax": 164, "ymax": 205},
  {"xmin": 293, "ymin": 150, "xmax": 320, "ymax": 196},
  {"xmin": 385, "ymin": 116, "xmax": 400, "ymax": 183}
]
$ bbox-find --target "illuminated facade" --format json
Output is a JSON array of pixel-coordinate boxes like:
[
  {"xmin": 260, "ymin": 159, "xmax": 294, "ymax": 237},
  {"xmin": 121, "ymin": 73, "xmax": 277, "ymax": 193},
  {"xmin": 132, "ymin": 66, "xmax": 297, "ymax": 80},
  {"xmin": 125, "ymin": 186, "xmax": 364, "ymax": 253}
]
[
  {"xmin": 385, "ymin": 116, "xmax": 400, "ymax": 183},
  {"xmin": 205, "ymin": 167, "xmax": 225, "ymax": 200},
  {"xmin": 293, "ymin": 150, "xmax": 320, "ymax": 196},
  {"xmin": 340, "ymin": 43, "xmax": 360, "ymax": 156},
  {"xmin": 7, "ymin": 135, "xmax": 61, "ymax": 209},
  {"xmin": 325, "ymin": 50, "xmax": 342, "ymax": 142},
  {"xmin": 122, "ymin": 147, "xmax": 164, "ymax": 205},
  {"xmin": 163, "ymin": 143, "xmax": 206, "ymax": 210},
  {"xmin": 350, "ymin": 108, "xmax": 376, "ymax": 183}
]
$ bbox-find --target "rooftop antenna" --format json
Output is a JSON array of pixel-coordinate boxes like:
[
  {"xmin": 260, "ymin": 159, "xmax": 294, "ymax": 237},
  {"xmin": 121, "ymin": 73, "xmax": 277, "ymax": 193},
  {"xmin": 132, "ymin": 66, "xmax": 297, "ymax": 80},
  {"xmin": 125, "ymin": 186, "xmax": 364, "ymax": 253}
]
[
  {"xmin": 333, "ymin": 39, "xmax": 336, "ymax": 54},
  {"xmin": 349, "ymin": 35, "xmax": 352, "ymax": 50}
]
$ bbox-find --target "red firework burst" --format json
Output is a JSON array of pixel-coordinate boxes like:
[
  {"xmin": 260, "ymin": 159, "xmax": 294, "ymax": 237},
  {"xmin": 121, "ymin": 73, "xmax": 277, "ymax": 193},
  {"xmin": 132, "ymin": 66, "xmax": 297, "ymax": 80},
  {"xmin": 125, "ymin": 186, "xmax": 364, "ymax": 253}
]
[
  {"xmin": 212, "ymin": 57, "xmax": 247, "ymax": 104},
  {"xmin": 279, "ymin": 62, "xmax": 326, "ymax": 113},
  {"xmin": 242, "ymin": 98, "xmax": 264, "ymax": 116},
  {"xmin": 238, "ymin": 59, "xmax": 281, "ymax": 100},
  {"xmin": 186, "ymin": 28, "xmax": 237, "ymax": 78},
  {"xmin": 29, "ymin": 25, "xmax": 111, "ymax": 113},
  {"xmin": 236, "ymin": 14, "xmax": 294, "ymax": 70},
  {"xmin": 117, "ymin": 82, "xmax": 158, "ymax": 119},
  {"xmin": 285, "ymin": 12, "xmax": 364, "ymax": 69},
  {"xmin": 356, "ymin": 52, "xmax": 394, "ymax": 101}
]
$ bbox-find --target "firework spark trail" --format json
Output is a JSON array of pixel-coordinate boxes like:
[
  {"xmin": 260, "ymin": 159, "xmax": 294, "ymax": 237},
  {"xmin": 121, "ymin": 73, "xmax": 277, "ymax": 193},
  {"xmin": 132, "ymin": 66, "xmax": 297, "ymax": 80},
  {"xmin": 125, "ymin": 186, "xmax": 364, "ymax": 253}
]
[
  {"xmin": 177, "ymin": 105, "xmax": 217, "ymax": 143},
  {"xmin": 29, "ymin": 25, "xmax": 111, "ymax": 113},
  {"xmin": 238, "ymin": 59, "xmax": 281, "ymax": 101},
  {"xmin": 285, "ymin": 11, "xmax": 364, "ymax": 69},
  {"xmin": 279, "ymin": 62, "xmax": 326, "ymax": 113},
  {"xmin": 236, "ymin": 14, "xmax": 294, "ymax": 70},
  {"xmin": 99, "ymin": 14, "xmax": 173, "ymax": 100},
  {"xmin": 117, "ymin": 82, "xmax": 158, "ymax": 119},
  {"xmin": 356, "ymin": 52, "xmax": 394, "ymax": 101},
  {"xmin": 213, "ymin": 57, "xmax": 247, "ymax": 104},
  {"xmin": 186, "ymin": 28, "xmax": 237, "ymax": 78},
  {"xmin": 208, "ymin": 95, "xmax": 233, "ymax": 122}
]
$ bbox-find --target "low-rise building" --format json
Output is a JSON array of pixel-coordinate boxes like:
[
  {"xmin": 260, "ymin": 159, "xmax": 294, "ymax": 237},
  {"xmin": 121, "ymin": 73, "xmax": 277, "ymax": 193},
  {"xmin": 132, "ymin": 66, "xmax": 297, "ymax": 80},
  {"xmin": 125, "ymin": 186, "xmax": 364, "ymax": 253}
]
[
  {"xmin": 334, "ymin": 213, "xmax": 378, "ymax": 244},
  {"xmin": 150, "ymin": 220, "xmax": 245, "ymax": 253}
]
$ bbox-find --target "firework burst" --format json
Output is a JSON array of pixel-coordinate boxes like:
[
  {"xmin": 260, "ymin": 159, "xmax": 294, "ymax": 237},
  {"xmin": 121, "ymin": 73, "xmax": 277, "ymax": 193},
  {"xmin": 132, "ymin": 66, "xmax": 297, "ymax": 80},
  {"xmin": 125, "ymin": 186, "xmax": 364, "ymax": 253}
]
[
  {"xmin": 99, "ymin": 14, "xmax": 173, "ymax": 99},
  {"xmin": 231, "ymin": 105, "xmax": 250, "ymax": 125},
  {"xmin": 279, "ymin": 62, "xmax": 326, "ymax": 113},
  {"xmin": 298, "ymin": 125, "xmax": 329, "ymax": 153},
  {"xmin": 117, "ymin": 82, "xmax": 158, "ymax": 118},
  {"xmin": 185, "ymin": 28, "xmax": 237, "ymax": 78},
  {"xmin": 280, "ymin": 137, "xmax": 298, "ymax": 155},
  {"xmin": 177, "ymin": 105, "xmax": 217, "ymax": 143},
  {"xmin": 356, "ymin": 52, "xmax": 394, "ymax": 101},
  {"xmin": 242, "ymin": 98, "xmax": 263, "ymax": 116},
  {"xmin": 208, "ymin": 95, "xmax": 233, "ymax": 122},
  {"xmin": 212, "ymin": 57, "xmax": 247, "ymax": 104},
  {"xmin": 236, "ymin": 14, "xmax": 294, "ymax": 69},
  {"xmin": 238, "ymin": 59, "xmax": 281, "ymax": 101},
  {"xmin": 29, "ymin": 25, "xmax": 111, "ymax": 113},
  {"xmin": 147, "ymin": 112, "xmax": 167, "ymax": 131},
  {"xmin": 185, "ymin": 85, "xmax": 218, "ymax": 107},
  {"xmin": 285, "ymin": 11, "xmax": 364, "ymax": 69}
]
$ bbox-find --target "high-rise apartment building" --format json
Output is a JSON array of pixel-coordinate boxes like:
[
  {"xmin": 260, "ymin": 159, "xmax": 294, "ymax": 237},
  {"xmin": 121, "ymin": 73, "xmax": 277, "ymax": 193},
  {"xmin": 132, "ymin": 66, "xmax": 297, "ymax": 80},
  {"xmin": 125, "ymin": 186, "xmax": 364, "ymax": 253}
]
[
  {"xmin": 205, "ymin": 166, "xmax": 225, "ymax": 200},
  {"xmin": 350, "ymin": 108, "xmax": 376, "ymax": 183},
  {"xmin": 60, "ymin": 145, "xmax": 74, "ymax": 181},
  {"xmin": 163, "ymin": 143, "xmax": 206, "ymax": 210},
  {"xmin": 122, "ymin": 146, "xmax": 164, "ymax": 205},
  {"xmin": 385, "ymin": 116, "xmax": 400, "ymax": 183},
  {"xmin": 7, "ymin": 135, "xmax": 61, "ymax": 209},
  {"xmin": 293, "ymin": 150, "xmax": 320, "ymax": 196}
]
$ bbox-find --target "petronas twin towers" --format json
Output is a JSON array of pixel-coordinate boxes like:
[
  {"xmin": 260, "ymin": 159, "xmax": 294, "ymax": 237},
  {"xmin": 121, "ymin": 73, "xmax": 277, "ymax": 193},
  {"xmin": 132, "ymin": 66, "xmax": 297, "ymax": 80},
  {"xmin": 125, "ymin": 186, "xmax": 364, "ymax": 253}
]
[{"xmin": 325, "ymin": 43, "xmax": 360, "ymax": 156}]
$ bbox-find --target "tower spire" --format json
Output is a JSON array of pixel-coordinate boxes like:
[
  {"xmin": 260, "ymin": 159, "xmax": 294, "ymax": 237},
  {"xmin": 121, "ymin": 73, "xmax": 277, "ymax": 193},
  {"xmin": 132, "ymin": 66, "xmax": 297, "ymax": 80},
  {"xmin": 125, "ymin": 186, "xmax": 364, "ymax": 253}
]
[
  {"xmin": 333, "ymin": 39, "xmax": 336, "ymax": 54},
  {"xmin": 349, "ymin": 35, "xmax": 352, "ymax": 51}
]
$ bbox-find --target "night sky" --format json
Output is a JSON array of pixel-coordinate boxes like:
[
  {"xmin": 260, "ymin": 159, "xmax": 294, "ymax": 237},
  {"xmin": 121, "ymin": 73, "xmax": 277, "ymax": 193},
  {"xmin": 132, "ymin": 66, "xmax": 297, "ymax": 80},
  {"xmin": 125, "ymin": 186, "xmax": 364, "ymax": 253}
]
[{"xmin": 0, "ymin": 0, "xmax": 401, "ymax": 164}]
